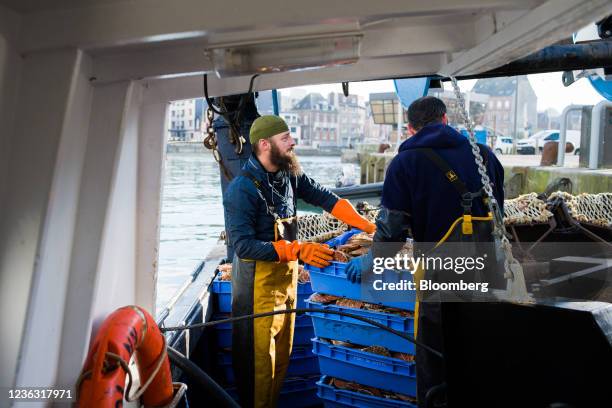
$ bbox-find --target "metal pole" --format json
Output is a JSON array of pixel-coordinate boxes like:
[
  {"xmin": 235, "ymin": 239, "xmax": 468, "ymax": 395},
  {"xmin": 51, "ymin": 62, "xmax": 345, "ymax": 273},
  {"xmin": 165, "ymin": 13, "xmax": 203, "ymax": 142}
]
[
  {"xmin": 272, "ymin": 89, "xmax": 279, "ymax": 115},
  {"xmin": 557, "ymin": 105, "xmax": 585, "ymax": 167},
  {"xmin": 589, "ymin": 100, "xmax": 612, "ymax": 169},
  {"xmin": 493, "ymin": 115, "xmax": 497, "ymax": 147},
  {"xmin": 396, "ymin": 98, "xmax": 403, "ymax": 151},
  {"xmin": 512, "ymin": 77, "xmax": 519, "ymax": 153}
]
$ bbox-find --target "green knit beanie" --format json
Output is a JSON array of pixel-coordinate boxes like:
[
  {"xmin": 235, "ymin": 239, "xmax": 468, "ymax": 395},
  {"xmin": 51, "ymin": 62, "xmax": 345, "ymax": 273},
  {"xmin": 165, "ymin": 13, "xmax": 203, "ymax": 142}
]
[{"xmin": 249, "ymin": 115, "xmax": 289, "ymax": 145}]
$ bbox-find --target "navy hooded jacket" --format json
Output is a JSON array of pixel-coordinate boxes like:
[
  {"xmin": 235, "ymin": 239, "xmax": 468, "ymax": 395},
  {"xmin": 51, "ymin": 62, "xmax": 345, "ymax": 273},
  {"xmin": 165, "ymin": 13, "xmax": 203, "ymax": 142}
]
[
  {"xmin": 223, "ymin": 155, "xmax": 339, "ymax": 261},
  {"xmin": 378, "ymin": 123, "xmax": 504, "ymax": 244}
]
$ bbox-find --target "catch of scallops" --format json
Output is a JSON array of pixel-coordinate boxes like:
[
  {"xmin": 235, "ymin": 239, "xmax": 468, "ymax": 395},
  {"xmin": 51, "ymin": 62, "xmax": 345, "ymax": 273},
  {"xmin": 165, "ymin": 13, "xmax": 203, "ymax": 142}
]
[
  {"xmin": 218, "ymin": 262, "xmax": 310, "ymax": 283},
  {"xmin": 328, "ymin": 377, "xmax": 416, "ymax": 403},
  {"xmin": 309, "ymin": 294, "xmax": 413, "ymax": 318}
]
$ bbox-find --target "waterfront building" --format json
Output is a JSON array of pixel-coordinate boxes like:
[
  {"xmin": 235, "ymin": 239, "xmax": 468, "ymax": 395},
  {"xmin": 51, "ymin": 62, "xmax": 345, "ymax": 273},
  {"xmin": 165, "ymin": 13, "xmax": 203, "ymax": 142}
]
[
  {"xmin": 473, "ymin": 76, "xmax": 537, "ymax": 138},
  {"xmin": 168, "ymin": 99, "xmax": 205, "ymax": 141},
  {"xmin": 292, "ymin": 93, "xmax": 339, "ymax": 147}
]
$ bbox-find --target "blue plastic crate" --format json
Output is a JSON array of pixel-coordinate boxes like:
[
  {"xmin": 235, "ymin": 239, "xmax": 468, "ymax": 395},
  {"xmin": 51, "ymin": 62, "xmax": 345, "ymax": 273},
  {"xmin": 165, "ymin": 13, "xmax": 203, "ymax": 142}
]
[
  {"xmin": 324, "ymin": 229, "xmax": 363, "ymax": 248},
  {"xmin": 218, "ymin": 346, "xmax": 320, "ymax": 384},
  {"xmin": 211, "ymin": 278, "xmax": 314, "ymax": 313},
  {"xmin": 306, "ymin": 264, "xmax": 415, "ymax": 311},
  {"xmin": 277, "ymin": 376, "xmax": 320, "ymax": 408},
  {"xmin": 305, "ymin": 298, "xmax": 414, "ymax": 354},
  {"xmin": 212, "ymin": 314, "xmax": 314, "ymax": 349},
  {"xmin": 210, "ymin": 316, "xmax": 232, "ymax": 349},
  {"xmin": 210, "ymin": 279, "xmax": 232, "ymax": 313},
  {"xmin": 297, "ymin": 281, "xmax": 314, "ymax": 309},
  {"xmin": 312, "ymin": 338, "xmax": 416, "ymax": 396},
  {"xmin": 225, "ymin": 376, "xmax": 320, "ymax": 408},
  {"xmin": 295, "ymin": 314, "xmax": 315, "ymax": 345},
  {"xmin": 317, "ymin": 376, "xmax": 416, "ymax": 408}
]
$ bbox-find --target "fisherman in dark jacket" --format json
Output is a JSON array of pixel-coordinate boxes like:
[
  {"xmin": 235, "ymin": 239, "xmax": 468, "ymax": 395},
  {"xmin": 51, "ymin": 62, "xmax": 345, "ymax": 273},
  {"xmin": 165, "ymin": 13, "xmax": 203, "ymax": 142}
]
[
  {"xmin": 345, "ymin": 96, "xmax": 504, "ymax": 407},
  {"xmin": 223, "ymin": 115, "xmax": 375, "ymax": 408}
]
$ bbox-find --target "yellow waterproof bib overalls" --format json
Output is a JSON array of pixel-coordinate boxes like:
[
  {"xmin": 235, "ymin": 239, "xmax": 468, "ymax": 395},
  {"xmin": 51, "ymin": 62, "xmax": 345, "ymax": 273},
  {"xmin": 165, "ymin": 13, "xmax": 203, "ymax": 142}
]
[
  {"xmin": 411, "ymin": 146, "xmax": 498, "ymax": 407},
  {"xmin": 231, "ymin": 175, "xmax": 298, "ymax": 408}
]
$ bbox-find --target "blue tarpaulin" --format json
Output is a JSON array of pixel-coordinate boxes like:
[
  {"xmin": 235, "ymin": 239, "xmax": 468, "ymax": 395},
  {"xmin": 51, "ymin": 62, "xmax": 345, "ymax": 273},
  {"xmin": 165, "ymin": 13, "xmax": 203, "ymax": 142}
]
[
  {"xmin": 589, "ymin": 76, "xmax": 612, "ymax": 101},
  {"xmin": 459, "ymin": 129, "xmax": 487, "ymax": 145},
  {"xmin": 393, "ymin": 77, "xmax": 431, "ymax": 108}
]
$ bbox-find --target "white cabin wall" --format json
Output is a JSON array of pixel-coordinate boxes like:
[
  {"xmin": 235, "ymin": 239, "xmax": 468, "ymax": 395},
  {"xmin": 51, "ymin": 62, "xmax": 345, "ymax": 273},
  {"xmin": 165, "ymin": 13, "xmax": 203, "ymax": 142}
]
[
  {"xmin": 0, "ymin": 4, "xmax": 21, "ymax": 223},
  {"xmin": 13, "ymin": 50, "xmax": 93, "ymax": 391},
  {"xmin": 55, "ymin": 80, "xmax": 140, "ymax": 388},
  {"xmin": 92, "ymin": 84, "xmax": 142, "ymax": 318},
  {"xmin": 0, "ymin": 4, "xmax": 22, "ymax": 390},
  {"xmin": 91, "ymin": 83, "xmax": 168, "ymax": 319},
  {"xmin": 0, "ymin": 45, "xmax": 87, "ymax": 388},
  {"xmin": 136, "ymin": 99, "xmax": 169, "ymax": 313}
]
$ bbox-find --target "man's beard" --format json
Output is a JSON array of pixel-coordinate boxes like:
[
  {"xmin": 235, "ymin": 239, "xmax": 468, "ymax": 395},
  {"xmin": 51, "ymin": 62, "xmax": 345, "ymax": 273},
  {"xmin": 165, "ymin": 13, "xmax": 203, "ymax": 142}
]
[{"xmin": 270, "ymin": 142, "xmax": 302, "ymax": 176}]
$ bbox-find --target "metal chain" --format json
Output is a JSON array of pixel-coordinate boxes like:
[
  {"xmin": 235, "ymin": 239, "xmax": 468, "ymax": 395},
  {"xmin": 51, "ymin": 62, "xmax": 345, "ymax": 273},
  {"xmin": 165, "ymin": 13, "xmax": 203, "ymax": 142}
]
[
  {"xmin": 449, "ymin": 77, "xmax": 505, "ymax": 241},
  {"xmin": 449, "ymin": 77, "xmax": 531, "ymax": 301},
  {"xmin": 203, "ymin": 107, "xmax": 233, "ymax": 180},
  {"xmin": 203, "ymin": 108, "xmax": 218, "ymax": 159}
]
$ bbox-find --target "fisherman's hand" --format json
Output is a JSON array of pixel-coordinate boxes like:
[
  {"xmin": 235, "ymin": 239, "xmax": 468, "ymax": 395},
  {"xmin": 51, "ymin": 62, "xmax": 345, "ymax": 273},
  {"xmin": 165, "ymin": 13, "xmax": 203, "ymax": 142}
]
[
  {"xmin": 331, "ymin": 199, "xmax": 376, "ymax": 234},
  {"xmin": 272, "ymin": 240, "xmax": 301, "ymax": 263},
  {"xmin": 298, "ymin": 242, "xmax": 334, "ymax": 268},
  {"xmin": 272, "ymin": 240, "xmax": 333, "ymax": 267},
  {"xmin": 345, "ymin": 251, "xmax": 373, "ymax": 284},
  {"xmin": 345, "ymin": 257, "xmax": 362, "ymax": 283}
]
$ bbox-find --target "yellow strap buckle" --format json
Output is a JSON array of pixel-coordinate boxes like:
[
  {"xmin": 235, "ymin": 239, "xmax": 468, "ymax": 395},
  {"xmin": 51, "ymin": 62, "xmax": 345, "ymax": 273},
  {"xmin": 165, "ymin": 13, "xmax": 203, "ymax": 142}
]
[
  {"xmin": 462, "ymin": 214, "xmax": 473, "ymax": 235},
  {"xmin": 446, "ymin": 171, "xmax": 458, "ymax": 182}
]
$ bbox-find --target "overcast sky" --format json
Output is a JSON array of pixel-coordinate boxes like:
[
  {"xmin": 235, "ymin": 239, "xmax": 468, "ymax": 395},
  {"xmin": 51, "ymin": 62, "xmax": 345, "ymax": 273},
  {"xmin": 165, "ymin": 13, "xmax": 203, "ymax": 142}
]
[{"xmin": 287, "ymin": 72, "xmax": 605, "ymax": 114}]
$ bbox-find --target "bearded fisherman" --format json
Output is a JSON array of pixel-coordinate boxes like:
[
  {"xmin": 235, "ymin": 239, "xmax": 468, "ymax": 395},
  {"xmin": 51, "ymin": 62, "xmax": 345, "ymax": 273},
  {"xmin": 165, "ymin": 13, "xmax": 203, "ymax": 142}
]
[{"xmin": 223, "ymin": 115, "xmax": 375, "ymax": 408}]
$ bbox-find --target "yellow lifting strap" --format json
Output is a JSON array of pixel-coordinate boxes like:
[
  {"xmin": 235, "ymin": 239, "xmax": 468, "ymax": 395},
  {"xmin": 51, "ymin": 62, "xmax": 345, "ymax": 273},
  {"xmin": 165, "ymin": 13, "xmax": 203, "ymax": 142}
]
[{"xmin": 462, "ymin": 214, "xmax": 473, "ymax": 235}]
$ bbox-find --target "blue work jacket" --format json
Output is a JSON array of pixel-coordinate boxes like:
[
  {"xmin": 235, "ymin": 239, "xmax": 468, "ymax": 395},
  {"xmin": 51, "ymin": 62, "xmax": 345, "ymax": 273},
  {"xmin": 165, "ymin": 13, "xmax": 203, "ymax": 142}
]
[
  {"xmin": 379, "ymin": 123, "xmax": 505, "ymax": 244},
  {"xmin": 223, "ymin": 155, "xmax": 339, "ymax": 261}
]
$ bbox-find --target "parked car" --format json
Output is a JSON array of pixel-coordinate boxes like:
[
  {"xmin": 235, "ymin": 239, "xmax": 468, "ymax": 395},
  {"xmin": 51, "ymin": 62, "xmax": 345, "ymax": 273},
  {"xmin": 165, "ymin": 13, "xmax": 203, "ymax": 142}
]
[
  {"xmin": 493, "ymin": 137, "xmax": 514, "ymax": 154},
  {"xmin": 516, "ymin": 130, "xmax": 581, "ymax": 155},
  {"xmin": 538, "ymin": 130, "xmax": 581, "ymax": 155}
]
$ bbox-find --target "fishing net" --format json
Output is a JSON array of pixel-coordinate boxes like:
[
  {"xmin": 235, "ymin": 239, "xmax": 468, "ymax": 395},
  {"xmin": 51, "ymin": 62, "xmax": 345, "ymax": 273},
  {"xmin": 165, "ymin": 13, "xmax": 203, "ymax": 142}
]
[
  {"xmin": 550, "ymin": 192, "xmax": 612, "ymax": 228},
  {"xmin": 503, "ymin": 193, "xmax": 553, "ymax": 225},
  {"xmin": 296, "ymin": 193, "xmax": 612, "ymax": 241},
  {"xmin": 503, "ymin": 192, "xmax": 612, "ymax": 227},
  {"xmin": 357, "ymin": 202, "xmax": 380, "ymax": 223},
  {"xmin": 298, "ymin": 212, "xmax": 348, "ymax": 242}
]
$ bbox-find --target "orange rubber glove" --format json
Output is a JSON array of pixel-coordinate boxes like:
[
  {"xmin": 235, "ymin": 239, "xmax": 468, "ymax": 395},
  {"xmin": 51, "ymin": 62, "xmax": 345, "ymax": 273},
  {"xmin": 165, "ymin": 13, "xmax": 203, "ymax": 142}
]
[
  {"xmin": 272, "ymin": 240, "xmax": 333, "ymax": 268},
  {"xmin": 298, "ymin": 242, "xmax": 334, "ymax": 268},
  {"xmin": 272, "ymin": 240, "xmax": 301, "ymax": 263},
  {"xmin": 331, "ymin": 199, "xmax": 376, "ymax": 234}
]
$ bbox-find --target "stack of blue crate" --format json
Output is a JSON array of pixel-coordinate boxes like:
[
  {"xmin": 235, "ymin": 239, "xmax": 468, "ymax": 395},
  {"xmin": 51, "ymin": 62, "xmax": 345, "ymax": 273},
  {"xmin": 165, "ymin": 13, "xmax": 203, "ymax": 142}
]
[
  {"xmin": 210, "ymin": 272, "xmax": 321, "ymax": 407},
  {"xmin": 305, "ymin": 231, "xmax": 418, "ymax": 408}
]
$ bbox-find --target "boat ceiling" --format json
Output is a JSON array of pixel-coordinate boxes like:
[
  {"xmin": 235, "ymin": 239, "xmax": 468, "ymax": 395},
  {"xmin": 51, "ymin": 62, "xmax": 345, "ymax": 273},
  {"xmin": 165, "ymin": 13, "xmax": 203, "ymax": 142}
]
[{"xmin": 1, "ymin": 0, "xmax": 611, "ymax": 98}]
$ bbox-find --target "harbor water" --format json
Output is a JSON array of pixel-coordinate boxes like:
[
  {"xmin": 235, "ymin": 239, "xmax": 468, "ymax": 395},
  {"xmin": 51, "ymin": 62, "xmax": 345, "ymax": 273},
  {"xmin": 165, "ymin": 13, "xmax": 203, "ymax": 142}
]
[{"xmin": 156, "ymin": 152, "xmax": 357, "ymax": 311}]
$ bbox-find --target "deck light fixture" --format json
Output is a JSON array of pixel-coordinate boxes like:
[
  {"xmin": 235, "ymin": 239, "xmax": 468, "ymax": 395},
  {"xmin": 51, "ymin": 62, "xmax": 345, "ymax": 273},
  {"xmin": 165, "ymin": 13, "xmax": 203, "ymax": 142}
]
[{"xmin": 205, "ymin": 34, "xmax": 361, "ymax": 78}]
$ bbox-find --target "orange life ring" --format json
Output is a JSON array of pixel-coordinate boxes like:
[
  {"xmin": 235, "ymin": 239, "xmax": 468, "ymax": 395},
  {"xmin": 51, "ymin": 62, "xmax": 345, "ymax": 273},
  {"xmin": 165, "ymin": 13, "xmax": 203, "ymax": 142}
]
[{"xmin": 77, "ymin": 305, "xmax": 174, "ymax": 407}]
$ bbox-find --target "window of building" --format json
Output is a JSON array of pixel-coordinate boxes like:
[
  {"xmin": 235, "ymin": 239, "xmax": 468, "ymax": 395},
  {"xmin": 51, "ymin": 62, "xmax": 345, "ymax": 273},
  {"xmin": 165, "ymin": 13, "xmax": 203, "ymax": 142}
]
[
  {"xmin": 497, "ymin": 101, "xmax": 502, "ymax": 109},
  {"xmin": 505, "ymin": 100, "xmax": 510, "ymax": 109}
]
